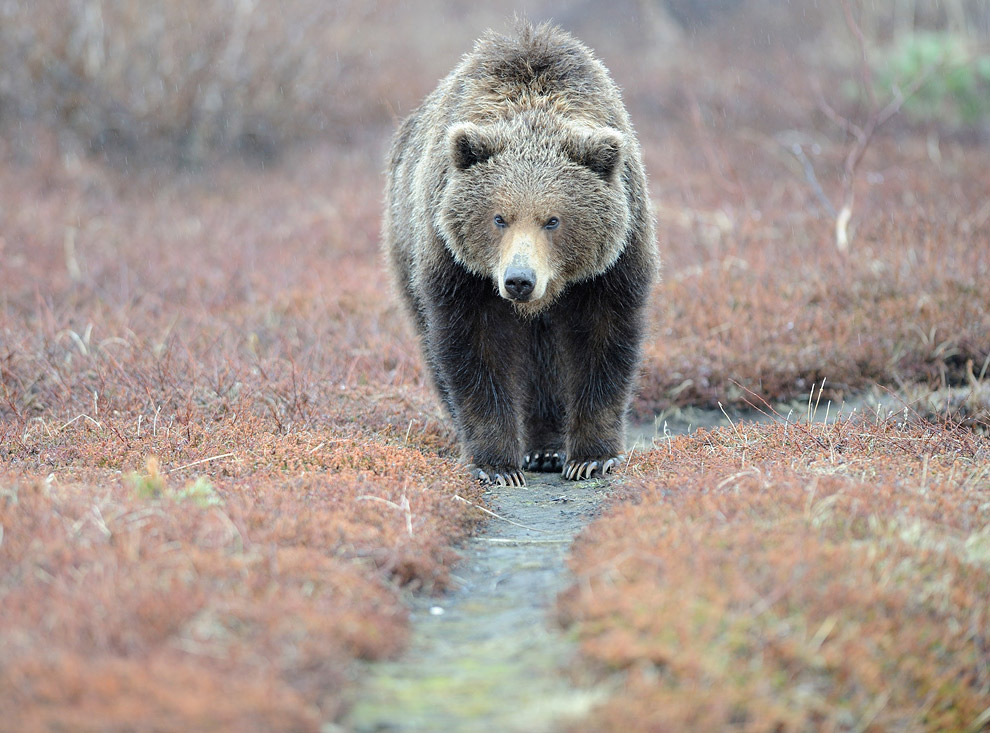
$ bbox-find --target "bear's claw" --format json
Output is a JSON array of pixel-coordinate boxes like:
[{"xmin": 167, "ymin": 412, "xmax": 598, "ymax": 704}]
[
  {"xmin": 472, "ymin": 465, "xmax": 526, "ymax": 487},
  {"xmin": 562, "ymin": 455, "xmax": 624, "ymax": 481},
  {"xmin": 523, "ymin": 450, "xmax": 565, "ymax": 472}
]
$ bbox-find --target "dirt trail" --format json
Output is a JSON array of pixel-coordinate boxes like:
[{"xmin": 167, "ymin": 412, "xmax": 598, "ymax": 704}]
[{"xmin": 344, "ymin": 470, "xmax": 621, "ymax": 732}]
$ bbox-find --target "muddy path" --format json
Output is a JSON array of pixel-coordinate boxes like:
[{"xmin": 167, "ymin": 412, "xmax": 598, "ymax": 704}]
[
  {"xmin": 345, "ymin": 471, "xmax": 615, "ymax": 732},
  {"xmin": 343, "ymin": 396, "xmax": 892, "ymax": 731}
]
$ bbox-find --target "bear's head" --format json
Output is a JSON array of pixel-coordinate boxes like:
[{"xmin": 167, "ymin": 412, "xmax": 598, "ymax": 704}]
[{"xmin": 438, "ymin": 114, "xmax": 632, "ymax": 315}]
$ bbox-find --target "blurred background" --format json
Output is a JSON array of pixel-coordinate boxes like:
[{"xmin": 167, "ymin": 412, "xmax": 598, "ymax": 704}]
[
  {"xmin": 2, "ymin": 0, "xmax": 988, "ymax": 168},
  {"xmin": 3, "ymin": 0, "xmax": 990, "ymax": 417}
]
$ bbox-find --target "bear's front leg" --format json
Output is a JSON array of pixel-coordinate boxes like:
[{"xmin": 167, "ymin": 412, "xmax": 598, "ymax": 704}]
[
  {"xmin": 522, "ymin": 313, "xmax": 567, "ymax": 473},
  {"xmin": 557, "ymin": 266, "xmax": 650, "ymax": 481},
  {"xmin": 425, "ymin": 274, "xmax": 526, "ymax": 486}
]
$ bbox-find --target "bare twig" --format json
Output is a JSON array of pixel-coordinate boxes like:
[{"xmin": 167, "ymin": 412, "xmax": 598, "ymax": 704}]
[
  {"xmin": 788, "ymin": 139, "xmax": 838, "ymax": 218},
  {"xmin": 57, "ymin": 413, "xmax": 103, "ymax": 432},
  {"xmin": 357, "ymin": 494, "xmax": 414, "ymax": 537},
  {"xmin": 169, "ymin": 452, "xmax": 237, "ymax": 472},
  {"xmin": 453, "ymin": 494, "xmax": 551, "ymax": 534},
  {"xmin": 814, "ymin": 81, "xmax": 863, "ymax": 140},
  {"xmin": 841, "ymin": 0, "xmax": 877, "ymax": 111},
  {"xmin": 476, "ymin": 537, "xmax": 571, "ymax": 545},
  {"xmin": 817, "ymin": 0, "xmax": 939, "ymax": 250}
]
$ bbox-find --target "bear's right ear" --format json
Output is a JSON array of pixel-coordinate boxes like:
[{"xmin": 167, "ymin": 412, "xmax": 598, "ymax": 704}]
[{"xmin": 448, "ymin": 123, "xmax": 501, "ymax": 170}]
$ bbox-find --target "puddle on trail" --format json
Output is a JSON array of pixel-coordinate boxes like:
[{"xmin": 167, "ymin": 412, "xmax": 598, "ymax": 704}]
[{"xmin": 343, "ymin": 394, "xmax": 898, "ymax": 732}]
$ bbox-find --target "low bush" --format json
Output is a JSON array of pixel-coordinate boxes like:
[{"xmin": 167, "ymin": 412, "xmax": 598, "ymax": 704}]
[
  {"xmin": 561, "ymin": 415, "xmax": 990, "ymax": 731},
  {"xmin": 0, "ymin": 1, "xmax": 403, "ymax": 162},
  {"xmin": 0, "ymin": 142, "xmax": 478, "ymax": 729}
]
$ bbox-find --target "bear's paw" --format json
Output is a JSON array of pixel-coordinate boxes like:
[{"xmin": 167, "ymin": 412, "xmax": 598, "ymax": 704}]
[
  {"xmin": 472, "ymin": 464, "xmax": 526, "ymax": 487},
  {"xmin": 562, "ymin": 455, "xmax": 625, "ymax": 481},
  {"xmin": 523, "ymin": 450, "xmax": 565, "ymax": 473}
]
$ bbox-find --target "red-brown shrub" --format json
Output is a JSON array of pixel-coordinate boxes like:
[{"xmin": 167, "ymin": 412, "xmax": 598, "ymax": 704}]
[
  {"xmin": 560, "ymin": 416, "xmax": 990, "ymax": 731},
  {"xmin": 0, "ymin": 141, "xmax": 478, "ymax": 728}
]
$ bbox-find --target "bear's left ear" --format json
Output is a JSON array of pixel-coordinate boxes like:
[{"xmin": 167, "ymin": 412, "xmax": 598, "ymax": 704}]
[
  {"xmin": 448, "ymin": 122, "xmax": 502, "ymax": 170},
  {"xmin": 566, "ymin": 127, "xmax": 624, "ymax": 181}
]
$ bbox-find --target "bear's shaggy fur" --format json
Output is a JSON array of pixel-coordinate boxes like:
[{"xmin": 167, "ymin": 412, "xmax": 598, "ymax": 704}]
[{"xmin": 384, "ymin": 22, "xmax": 659, "ymax": 485}]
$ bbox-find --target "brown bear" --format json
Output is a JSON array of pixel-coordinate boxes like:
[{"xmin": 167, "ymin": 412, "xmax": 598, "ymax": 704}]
[{"xmin": 384, "ymin": 22, "xmax": 659, "ymax": 485}]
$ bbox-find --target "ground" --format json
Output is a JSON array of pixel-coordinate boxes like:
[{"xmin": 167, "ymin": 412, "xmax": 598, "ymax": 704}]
[{"xmin": 1, "ymin": 2, "xmax": 989, "ymax": 731}]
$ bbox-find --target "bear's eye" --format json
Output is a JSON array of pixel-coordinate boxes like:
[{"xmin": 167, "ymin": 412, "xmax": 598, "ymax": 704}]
[
  {"xmin": 494, "ymin": 214, "xmax": 507, "ymax": 228},
  {"xmin": 544, "ymin": 216, "xmax": 560, "ymax": 230}
]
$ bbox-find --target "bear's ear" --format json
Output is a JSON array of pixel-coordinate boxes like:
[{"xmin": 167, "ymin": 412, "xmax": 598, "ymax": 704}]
[
  {"xmin": 448, "ymin": 122, "xmax": 501, "ymax": 170},
  {"xmin": 567, "ymin": 127, "xmax": 624, "ymax": 181}
]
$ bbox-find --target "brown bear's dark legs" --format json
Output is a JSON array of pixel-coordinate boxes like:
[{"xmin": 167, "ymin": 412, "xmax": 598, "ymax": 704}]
[
  {"xmin": 412, "ymin": 309, "xmax": 455, "ymax": 417},
  {"xmin": 557, "ymin": 260, "xmax": 650, "ymax": 480},
  {"xmin": 523, "ymin": 313, "xmax": 566, "ymax": 472},
  {"xmin": 424, "ymin": 273, "xmax": 526, "ymax": 486}
]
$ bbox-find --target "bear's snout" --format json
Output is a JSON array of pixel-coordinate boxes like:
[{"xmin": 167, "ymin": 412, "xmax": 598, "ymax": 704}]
[
  {"xmin": 503, "ymin": 266, "xmax": 536, "ymax": 301},
  {"xmin": 498, "ymin": 230, "xmax": 550, "ymax": 305}
]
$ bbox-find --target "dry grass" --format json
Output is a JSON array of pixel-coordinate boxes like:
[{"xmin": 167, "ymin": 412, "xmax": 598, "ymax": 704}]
[
  {"xmin": 560, "ymin": 414, "xmax": 990, "ymax": 731},
  {"xmin": 1, "ymin": 432, "xmax": 479, "ymax": 730},
  {"xmin": 0, "ymin": 0, "xmax": 412, "ymax": 161},
  {"xmin": 633, "ymin": 67, "xmax": 990, "ymax": 414},
  {"xmin": 0, "ymin": 142, "xmax": 483, "ymax": 728}
]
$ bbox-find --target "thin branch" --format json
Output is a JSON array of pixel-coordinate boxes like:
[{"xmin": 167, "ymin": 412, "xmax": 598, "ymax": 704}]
[
  {"xmin": 453, "ymin": 494, "xmax": 551, "ymax": 534},
  {"xmin": 875, "ymin": 65, "xmax": 939, "ymax": 128},
  {"xmin": 814, "ymin": 80, "xmax": 864, "ymax": 141},
  {"xmin": 788, "ymin": 140, "xmax": 838, "ymax": 218},
  {"xmin": 57, "ymin": 413, "xmax": 103, "ymax": 432},
  {"xmin": 840, "ymin": 0, "xmax": 877, "ymax": 111},
  {"xmin": 476, "ymin": 537, "xmax": 571, "ymax": 545},
  {"xmin": 818, "ymin": 0, "xmax": 939, "ymax": 251},
  {"xmin": 169, "ymin": 452, "xmax": 237, "ymax": 472},
  {"xmin": 357, "ymin": 494, "xmax": 414, "ymax": 537}
]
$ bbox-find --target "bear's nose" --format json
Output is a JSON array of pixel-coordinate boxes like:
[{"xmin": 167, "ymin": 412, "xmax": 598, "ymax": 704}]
[{"xmin": 503, "ymin": 267, "xmax": 536, "ymax": 300}]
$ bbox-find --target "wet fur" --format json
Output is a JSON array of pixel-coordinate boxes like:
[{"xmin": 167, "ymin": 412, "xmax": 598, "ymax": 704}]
[{"xmin": 384, "ymin": 22, "xmax": 659, "ymax": 483}]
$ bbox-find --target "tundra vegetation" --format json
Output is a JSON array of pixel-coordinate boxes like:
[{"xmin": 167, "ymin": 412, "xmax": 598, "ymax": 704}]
[{"xmin": 1, "ymin": 1, "xmax": 988, "ymax": 730}]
